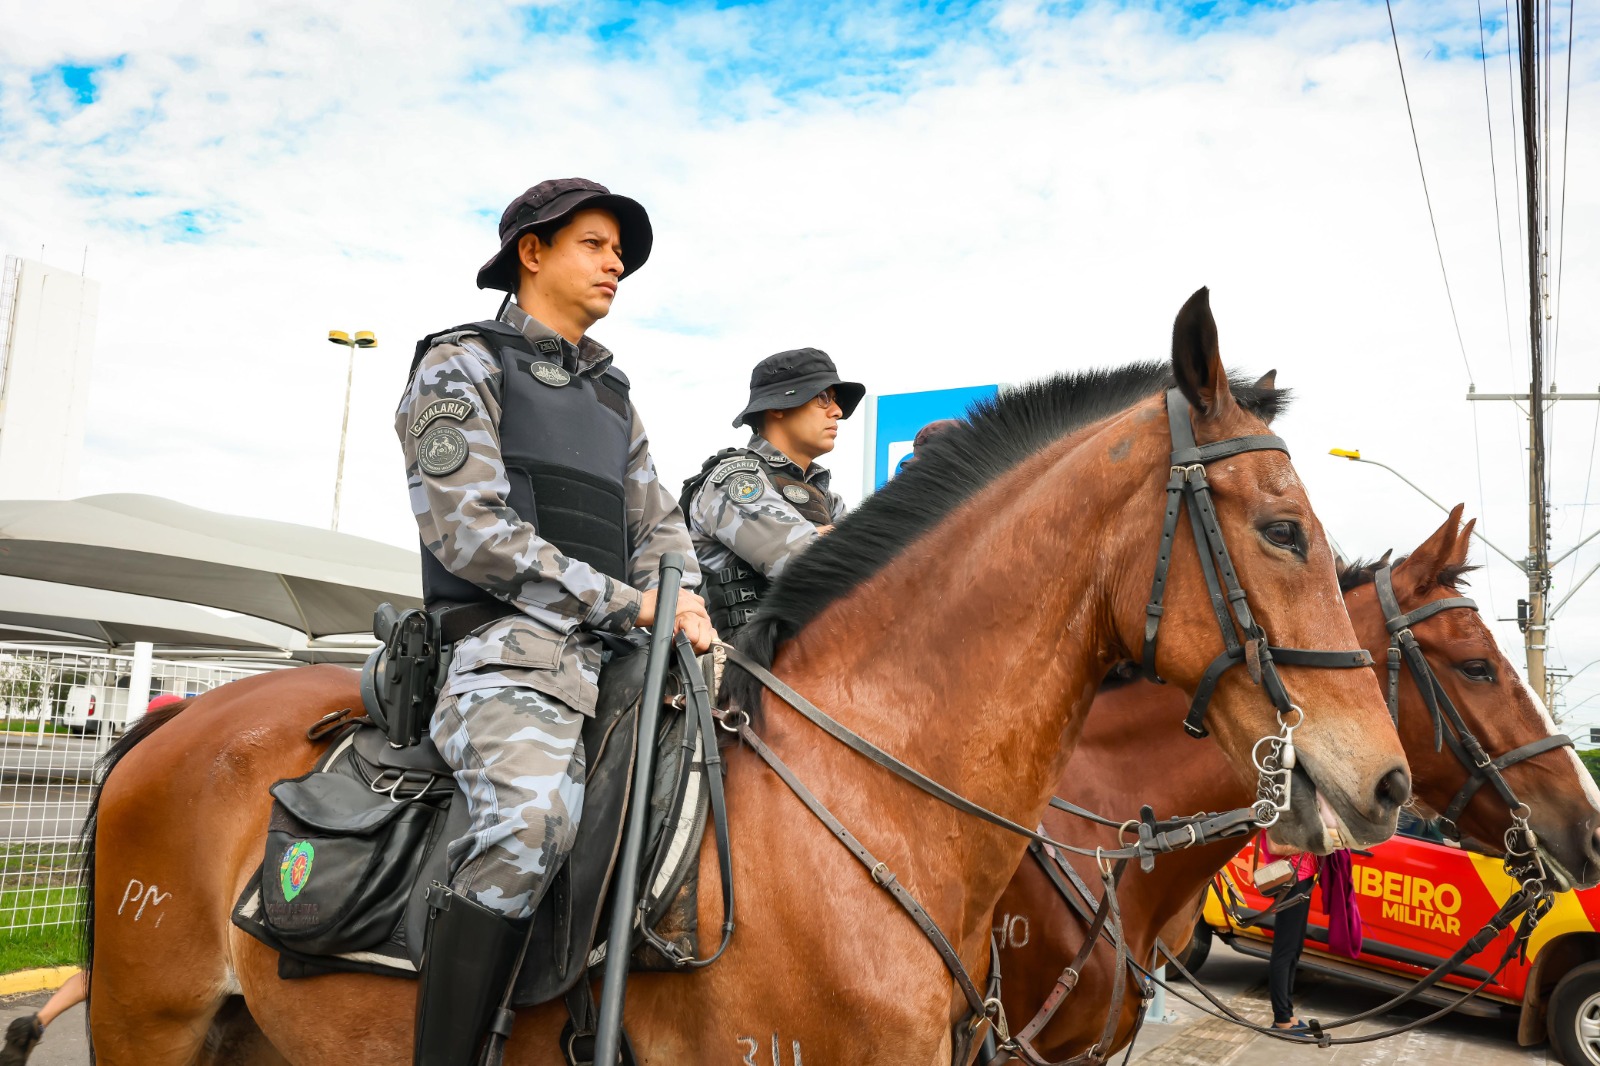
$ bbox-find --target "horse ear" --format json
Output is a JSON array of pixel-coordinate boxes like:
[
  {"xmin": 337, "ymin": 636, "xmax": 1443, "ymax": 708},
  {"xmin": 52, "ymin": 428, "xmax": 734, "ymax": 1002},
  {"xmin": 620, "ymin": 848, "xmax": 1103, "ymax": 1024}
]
[
  {"xmin": 1254, "ymin": 370, "xmax": 1277, "ymax": 391},
  {"xmin": 1170, "ymin": 287, "xmax": 1236, "ymax": 420},
  {"xmin": 1449, "ymin": 517, "xmax": 1477, "ymax": 568},
  {"xmin": 1393, "ymin": 504, "xmax": 1466, "ymax": 599}
]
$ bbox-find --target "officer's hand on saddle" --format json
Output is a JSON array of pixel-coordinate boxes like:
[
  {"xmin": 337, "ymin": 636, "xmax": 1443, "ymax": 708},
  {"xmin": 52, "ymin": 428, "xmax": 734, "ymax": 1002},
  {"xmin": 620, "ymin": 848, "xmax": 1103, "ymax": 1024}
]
[{"xmin": 638, "ymin": 588, "xmax": 717, "ymax": 654}]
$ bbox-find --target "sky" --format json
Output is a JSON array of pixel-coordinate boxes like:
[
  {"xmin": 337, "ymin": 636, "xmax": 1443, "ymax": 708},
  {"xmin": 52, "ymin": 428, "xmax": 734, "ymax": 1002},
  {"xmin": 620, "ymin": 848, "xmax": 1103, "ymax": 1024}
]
[{"xmin": 3, "ymin": 0, "xmax": 1599, "ymax": 726}]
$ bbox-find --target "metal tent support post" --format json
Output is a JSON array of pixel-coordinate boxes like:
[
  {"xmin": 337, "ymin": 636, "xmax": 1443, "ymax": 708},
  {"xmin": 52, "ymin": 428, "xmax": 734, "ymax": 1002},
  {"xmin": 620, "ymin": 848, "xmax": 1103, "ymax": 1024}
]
[{"xmin": 592, "ymin": 553, "xmax": 684, "ymax": 1066}]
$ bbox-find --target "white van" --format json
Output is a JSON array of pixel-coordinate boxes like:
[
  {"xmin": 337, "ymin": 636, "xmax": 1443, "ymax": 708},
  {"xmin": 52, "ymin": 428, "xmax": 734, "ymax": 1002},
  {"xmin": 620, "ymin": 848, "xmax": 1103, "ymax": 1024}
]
[{"xmin": 62, "ymin": 674, "xmax": 175, "ymax": 734}]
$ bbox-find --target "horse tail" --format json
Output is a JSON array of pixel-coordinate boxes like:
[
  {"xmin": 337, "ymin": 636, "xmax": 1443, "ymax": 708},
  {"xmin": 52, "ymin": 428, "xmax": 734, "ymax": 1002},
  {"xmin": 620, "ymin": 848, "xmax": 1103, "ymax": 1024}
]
[{"xmin": 76, "ymin": 700, "xmax": 192, "ymax": 998}]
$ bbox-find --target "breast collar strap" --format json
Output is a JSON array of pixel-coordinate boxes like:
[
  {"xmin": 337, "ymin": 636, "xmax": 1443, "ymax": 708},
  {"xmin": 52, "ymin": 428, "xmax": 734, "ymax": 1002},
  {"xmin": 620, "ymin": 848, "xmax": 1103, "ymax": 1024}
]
[
  {"xmin": 1139, "ymin": 388, "xmax": 1373, "ymax": 738},
  {"xmin": 1372, "ymin": 563, "xmax": 1572, "ymax": 843}
]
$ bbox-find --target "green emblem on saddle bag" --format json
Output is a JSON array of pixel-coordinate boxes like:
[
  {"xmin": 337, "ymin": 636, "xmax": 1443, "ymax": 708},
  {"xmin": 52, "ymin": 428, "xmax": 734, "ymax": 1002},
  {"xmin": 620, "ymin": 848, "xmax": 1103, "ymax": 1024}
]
[{"xmin": 257, "ymin": 769, "xmax": 444, "ymax": 956}]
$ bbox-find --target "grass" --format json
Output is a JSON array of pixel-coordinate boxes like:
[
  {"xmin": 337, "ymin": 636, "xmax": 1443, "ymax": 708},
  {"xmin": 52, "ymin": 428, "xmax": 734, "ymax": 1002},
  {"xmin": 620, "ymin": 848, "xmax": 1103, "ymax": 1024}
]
[
  {"xmin": 0, "ymin": 719, "xmax": 70, "ymax": 735},
  {"xmin": 0, "ymin": 922, "xmax": 81, "ymax": 973}
]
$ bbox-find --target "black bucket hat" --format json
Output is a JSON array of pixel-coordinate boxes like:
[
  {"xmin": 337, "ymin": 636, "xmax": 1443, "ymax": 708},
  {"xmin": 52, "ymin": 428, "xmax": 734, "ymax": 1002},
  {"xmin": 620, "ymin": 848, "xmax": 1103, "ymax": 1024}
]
[
  {"xmin": 732, "ymin": 348, "xmax": 865, "ymax": 429},
  {"xmin": 475, "ymin": 178, "xmax": 654, "ymax": 292}
]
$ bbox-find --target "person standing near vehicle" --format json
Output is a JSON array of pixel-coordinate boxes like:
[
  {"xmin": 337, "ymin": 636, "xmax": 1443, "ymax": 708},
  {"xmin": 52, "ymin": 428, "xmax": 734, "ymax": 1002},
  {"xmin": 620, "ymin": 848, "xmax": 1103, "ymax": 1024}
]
[
  {"xmin": 397, "ymin": 178, "xmax": 714, "ymax": 1064},
  {"xmin": 1259, "ymin": 834, "xmax": 1319, "ymax": 1034},
  {"xmin": 682, "ymin": 349, "xmax": 863, "ymax": 633}
]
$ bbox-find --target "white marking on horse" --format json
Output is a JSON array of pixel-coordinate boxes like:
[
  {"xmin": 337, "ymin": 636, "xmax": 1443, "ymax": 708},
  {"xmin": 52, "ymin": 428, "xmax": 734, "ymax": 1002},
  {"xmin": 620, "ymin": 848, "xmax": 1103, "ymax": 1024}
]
[
  {"xmin": 738, "ymin": 1036, "xmax": 758, "ymax": 1065},
  {"xmin": 117, "ymin": 878, "xmax": 171, "ymax": 922},
  {"xmin": 993, "ymin": 913, "xmax": 1030, "ymax": 948}
]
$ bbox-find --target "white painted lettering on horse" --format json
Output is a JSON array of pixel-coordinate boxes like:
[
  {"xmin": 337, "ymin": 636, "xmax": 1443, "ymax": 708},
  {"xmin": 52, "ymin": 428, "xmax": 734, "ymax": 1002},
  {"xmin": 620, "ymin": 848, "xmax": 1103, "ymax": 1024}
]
[
  {"xmin": 117, "ymin": 879, "xmax": 144, "ymax": 916},
  {"xmin": 770, "ymin": 1034, "xmax": 802, "ymax": 1065},
  {"xmin": 993, "ymin": 913, "xmax": 1030, "ymax": 948},
  {"xmin": 117, "ymin": 878, "xmax": 171, "ymax": 922},
  {"xmin": 739, "ymin": 1034, "xmax": 800, "ymax": 1065},
  {"xmin": 738, "ymin": 1036, "xmax": 758, "ymax": 1066}
]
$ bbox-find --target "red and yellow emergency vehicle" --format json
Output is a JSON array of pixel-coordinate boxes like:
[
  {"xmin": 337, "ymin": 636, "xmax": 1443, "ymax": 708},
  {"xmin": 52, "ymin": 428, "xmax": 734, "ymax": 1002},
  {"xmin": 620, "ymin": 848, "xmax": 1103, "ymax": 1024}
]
[{"xmin": 1198, "ymin": 820, "xmax": 1600, "ymax": 1065}]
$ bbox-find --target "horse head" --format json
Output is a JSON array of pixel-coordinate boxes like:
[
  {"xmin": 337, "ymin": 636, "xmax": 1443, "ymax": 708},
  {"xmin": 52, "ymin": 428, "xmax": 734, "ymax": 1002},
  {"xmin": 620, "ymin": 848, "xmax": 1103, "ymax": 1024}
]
[
  {"xmin": 1110, "ymin": 286, "xmax": 1408, "ymax": 854},
  {"xmin": 1343, "ymin": 506, "xmax": 1600, "ymax": 890}
]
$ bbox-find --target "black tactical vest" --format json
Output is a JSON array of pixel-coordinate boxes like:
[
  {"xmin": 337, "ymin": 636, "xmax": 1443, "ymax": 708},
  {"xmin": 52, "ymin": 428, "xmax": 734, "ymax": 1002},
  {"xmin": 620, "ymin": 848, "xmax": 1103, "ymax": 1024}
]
[
  {"xmin": 680, "ymin": 447, "xmax": 833, "ymax": 632},
  {"xmin": 411, "ymin": 320, "xmax": 633, "ymax": 613}
]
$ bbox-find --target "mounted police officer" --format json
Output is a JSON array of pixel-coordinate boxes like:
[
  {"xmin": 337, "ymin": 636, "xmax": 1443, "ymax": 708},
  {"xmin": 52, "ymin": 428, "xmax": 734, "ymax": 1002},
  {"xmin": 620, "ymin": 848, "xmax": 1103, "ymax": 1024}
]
[
  {"xmin": 683, "ymin": 349, "xmax": 863, "ymax": 633},
  {"xmin": 396, "ymin": 178, "xmax": 714, "ymax": 1064}
]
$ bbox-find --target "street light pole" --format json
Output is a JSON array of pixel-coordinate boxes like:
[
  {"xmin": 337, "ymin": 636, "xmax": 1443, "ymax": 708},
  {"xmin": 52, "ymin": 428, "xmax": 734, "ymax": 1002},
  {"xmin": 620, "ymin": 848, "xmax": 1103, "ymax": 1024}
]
[{"xmin": 327, "ymin": 330, "xmax": 377, "ymax": 531}]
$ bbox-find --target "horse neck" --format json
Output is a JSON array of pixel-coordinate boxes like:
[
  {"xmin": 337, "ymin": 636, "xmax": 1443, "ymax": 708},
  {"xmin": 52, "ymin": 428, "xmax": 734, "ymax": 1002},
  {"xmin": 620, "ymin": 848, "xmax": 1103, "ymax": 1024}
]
[
  {"xmin": 1061, "ymin": 683, "xmax": 1254, "ymax": 947},
  {"xmin": 769, "ymin": 412, "xmax": 1158, "ymax": 913}
]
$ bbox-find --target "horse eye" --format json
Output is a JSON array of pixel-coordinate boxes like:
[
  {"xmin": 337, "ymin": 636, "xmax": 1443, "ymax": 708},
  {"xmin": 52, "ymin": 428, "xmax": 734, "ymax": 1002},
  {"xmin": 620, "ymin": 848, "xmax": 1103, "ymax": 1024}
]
[
  {"xmin": 1261, "ymin": 521, "xmax": 1301, "ymax": 552},
  {"xmin": 1457, "ymin": 660, "xmax": 1496, "ymax": 682}
]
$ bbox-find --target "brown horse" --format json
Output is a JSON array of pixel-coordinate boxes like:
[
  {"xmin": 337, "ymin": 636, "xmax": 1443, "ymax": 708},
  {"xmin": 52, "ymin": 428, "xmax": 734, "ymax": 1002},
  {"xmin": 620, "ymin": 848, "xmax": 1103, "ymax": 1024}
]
[
  {"xmin": 994, "ymin": 505, "xmax": 1600, "ymax": 1062},
  {"xmin": 81, "ymin": 289, "xmax": 1409, "ymax": 1064}
]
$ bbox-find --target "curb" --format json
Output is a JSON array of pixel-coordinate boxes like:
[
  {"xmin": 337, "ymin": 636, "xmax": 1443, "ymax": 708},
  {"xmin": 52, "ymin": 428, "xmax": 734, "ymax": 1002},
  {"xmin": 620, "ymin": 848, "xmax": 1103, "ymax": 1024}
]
[{"xmin": 0, "ymin": 966, "xmax": 79, "ymax": 996}]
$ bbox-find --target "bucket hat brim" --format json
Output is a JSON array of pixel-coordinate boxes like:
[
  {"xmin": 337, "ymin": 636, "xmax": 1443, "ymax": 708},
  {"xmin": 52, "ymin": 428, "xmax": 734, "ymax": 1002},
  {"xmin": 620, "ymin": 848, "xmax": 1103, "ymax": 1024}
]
[
  {"xmin": 732, "ymin": 374, "xmax": 865, "ymax": 428},
  {"xmin": 475, "ymin": 189, "xmax": 653, "ymax": 292}
]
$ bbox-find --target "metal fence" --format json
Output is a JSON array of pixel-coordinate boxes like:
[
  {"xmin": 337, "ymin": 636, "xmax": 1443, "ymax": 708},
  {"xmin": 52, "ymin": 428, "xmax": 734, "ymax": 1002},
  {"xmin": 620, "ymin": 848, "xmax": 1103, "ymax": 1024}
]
[{"xmin": 0, "ymin": 644, "xmax": 279, "ymax": 934}]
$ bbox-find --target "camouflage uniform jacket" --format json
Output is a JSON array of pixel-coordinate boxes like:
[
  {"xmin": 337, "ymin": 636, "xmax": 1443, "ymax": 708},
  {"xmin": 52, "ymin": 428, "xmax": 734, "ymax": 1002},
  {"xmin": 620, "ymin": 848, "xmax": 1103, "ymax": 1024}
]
[
  {"xmin": 687, "ymin": 433, "xmax": 848, "ymax": 581},
  {"xmin": 396, "ymin": 302, "xmax": 699, "ymax": 715}
]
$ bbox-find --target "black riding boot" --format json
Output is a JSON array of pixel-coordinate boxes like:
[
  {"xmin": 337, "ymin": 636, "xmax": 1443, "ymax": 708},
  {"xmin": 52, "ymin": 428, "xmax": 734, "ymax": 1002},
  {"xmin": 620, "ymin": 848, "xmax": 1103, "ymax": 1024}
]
[{"xmin": 413, "ymin": 882, "xmax": 525, "ymax": 1066}]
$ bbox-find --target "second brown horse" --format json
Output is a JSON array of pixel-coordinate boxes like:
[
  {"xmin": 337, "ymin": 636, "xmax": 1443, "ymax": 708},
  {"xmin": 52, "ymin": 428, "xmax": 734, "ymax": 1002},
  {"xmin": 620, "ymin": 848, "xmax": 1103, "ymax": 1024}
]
[{"xmin": 995, "ymin": 506, "xmax": 1600, "ymax": 1062}]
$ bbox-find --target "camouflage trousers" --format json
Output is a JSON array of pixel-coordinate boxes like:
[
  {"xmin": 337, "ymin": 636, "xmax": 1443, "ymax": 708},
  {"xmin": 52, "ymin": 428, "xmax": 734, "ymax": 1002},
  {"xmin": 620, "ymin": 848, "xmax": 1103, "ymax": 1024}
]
[{"xmin": 430, "ymin": 686, "xmax": 587, "ymax": 919}]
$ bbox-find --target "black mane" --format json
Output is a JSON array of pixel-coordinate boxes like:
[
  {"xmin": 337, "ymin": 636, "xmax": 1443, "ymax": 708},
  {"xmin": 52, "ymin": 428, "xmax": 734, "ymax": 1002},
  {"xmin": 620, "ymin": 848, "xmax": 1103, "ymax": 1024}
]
[
  {"xmin": 725, "ymin": 362, "xmax": 1289, "ymax": 710},
  {"xmin": 1338, "ymin": 554, "xmax": 1478, "ymax": 593}
]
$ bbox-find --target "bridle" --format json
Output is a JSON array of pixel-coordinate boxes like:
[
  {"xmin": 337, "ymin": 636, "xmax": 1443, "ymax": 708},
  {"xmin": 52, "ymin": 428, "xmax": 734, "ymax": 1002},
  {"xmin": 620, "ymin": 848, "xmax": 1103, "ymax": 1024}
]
[
  {"xmin": 1372, "ymin": 563, "xmax": 1572, "ymax": 873},
  {"xmin": 1140, "ymin": 388, "xmax": 1373, "ymax": 826}
]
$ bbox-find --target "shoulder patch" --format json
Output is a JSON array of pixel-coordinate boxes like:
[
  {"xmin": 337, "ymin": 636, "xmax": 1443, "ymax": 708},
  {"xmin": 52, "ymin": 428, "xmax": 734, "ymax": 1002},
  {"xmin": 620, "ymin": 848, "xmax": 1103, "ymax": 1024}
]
[
  {"xmin": 409, "ymin": 398, "xmax": 473, "ymax": 437},
  {"xmin": 708, "ymin": 457, "xmax": 763, "ymax": 484},
  {"xmin": 724, "ymin": 472, "xmax": 765, "ymax": 504},
  {"xmin": 417, "ymin": 425, "xmax": 470, "ymax": 477}
]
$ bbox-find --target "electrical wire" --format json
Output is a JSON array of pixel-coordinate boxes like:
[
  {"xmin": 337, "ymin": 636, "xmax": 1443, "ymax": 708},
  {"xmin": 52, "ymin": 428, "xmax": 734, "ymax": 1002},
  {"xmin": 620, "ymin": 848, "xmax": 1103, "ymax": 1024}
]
[
  {"xmin": 1478, "ymin": 0, "xmax": 1521, "ymax": 380},
  {"xmin": 1470, "ymin": 403, "xmax": 1501, "ymax": 618},
  {"xmin": 1550, "ymin": 0, "xmax": 1574, "ymax": 382},
  {"xmin": 1568, "ymin": 401, "xmax": 1600, "ymax": 592},
  {"xmin": 1384, "ymin": 0, "xmax": 1476, "ymax": 385}
]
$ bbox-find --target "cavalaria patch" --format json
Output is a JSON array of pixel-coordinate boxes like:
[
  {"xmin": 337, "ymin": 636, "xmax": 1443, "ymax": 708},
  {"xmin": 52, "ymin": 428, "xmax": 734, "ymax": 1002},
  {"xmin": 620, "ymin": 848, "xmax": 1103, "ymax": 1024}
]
[
  {"xmin": 708, "ymin": 457, "xmax": 762, "ymax": 484},
  {"xmin": 409, "ymin": 398, "xmax": 472, "ymax": 437},
  {"xmin": 418, "ymin": 425, "xmax": 470, "ymax": 476}
]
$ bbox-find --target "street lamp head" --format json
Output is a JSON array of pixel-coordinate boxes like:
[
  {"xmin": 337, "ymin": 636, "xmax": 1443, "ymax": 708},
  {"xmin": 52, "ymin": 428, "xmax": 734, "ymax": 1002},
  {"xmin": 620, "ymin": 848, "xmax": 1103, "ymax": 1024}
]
[
  {"xmin": 328, "ymin": 330, "xmax": 353, "ymax": 347},
  {"xmin": 354, "ymin": 331, "xmax": 377, "ymax": 348},
  {"xmin": 1329, "ymin": 448, "xmax": 1361, "ymax": 460}
]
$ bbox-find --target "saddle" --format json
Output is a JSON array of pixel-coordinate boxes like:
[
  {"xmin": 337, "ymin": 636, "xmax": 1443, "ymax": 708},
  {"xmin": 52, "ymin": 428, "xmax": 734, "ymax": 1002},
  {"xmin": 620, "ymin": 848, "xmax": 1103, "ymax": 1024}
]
[{"xmin": 231, "ymin": 647, "xmax": 720, "ymax": 1007}]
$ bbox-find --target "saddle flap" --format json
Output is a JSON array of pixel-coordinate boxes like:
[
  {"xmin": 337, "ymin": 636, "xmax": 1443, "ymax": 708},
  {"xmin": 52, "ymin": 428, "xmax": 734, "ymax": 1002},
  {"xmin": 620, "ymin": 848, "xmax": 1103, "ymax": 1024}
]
[{"xmin": 269, "ymin": 773, "xmax": 421, "ymax": 835}]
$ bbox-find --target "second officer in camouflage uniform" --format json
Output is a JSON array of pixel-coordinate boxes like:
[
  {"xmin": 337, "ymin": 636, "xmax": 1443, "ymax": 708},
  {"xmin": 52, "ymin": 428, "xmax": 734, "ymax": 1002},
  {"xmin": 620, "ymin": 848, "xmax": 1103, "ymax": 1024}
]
[
  {"xmin": 684, "ymin": 349, "xmax": 863, "ymax": 632},
  {"xmin": 397, "ymin": 178, "xmax": 713, "ymax": 1064}
]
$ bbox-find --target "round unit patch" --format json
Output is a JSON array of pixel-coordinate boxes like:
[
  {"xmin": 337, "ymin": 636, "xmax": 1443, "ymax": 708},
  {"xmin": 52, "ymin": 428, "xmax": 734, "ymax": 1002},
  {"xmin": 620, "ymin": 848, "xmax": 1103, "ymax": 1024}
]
[
  {"xmin": 725, "ymin": 472, "xmax": 764, "ymax": 504},
  {"xmin": 529, "ymin": 361, "xmax": 572, "ymax": 387},
  {"xmin": 418, "ymin": 425, "xmax": 469, "ymax": 476},
  {"xmin": 781, "ymin": 485, "xmax": 812, "ymax": 505},
  {"xmin": 280, "ymin": 841, "xmax": 315, "ymax": 903}
]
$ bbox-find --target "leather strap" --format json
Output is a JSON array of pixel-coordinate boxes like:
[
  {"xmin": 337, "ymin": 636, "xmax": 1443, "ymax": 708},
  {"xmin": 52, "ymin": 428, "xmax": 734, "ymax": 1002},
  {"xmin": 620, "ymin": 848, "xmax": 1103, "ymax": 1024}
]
[{"xmin": 734, "ymin": 720, "xmax": 990, "ymax": 1018}]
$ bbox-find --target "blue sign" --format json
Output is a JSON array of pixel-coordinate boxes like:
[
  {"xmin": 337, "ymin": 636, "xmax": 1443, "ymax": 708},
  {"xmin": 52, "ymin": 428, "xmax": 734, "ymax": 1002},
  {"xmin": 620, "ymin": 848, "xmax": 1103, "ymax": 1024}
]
[{"xmin": 866, "ymin": 384, "xmax": 1000, "ymax": 490}]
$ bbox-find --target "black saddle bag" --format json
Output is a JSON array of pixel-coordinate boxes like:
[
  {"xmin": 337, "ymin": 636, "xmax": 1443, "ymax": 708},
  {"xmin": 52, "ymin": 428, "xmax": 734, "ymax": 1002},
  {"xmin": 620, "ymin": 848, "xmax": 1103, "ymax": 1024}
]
[{"xmin": 258, "ymin": 769, "xmax": 446, "ymax": 956}]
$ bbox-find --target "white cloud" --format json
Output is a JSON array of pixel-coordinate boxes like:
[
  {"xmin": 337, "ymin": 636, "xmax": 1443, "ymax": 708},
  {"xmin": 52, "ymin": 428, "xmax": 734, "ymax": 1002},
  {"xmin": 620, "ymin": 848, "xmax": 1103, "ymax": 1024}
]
[{"xmin": 4, "ymin": 0, "xmax": 1600, "ymax": 719}]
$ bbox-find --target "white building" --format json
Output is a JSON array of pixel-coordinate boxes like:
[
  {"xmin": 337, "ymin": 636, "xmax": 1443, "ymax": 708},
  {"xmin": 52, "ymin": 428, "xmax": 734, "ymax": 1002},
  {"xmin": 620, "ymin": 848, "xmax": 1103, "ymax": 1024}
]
[{"xmin": 0, "ymin": 256, "xmax": 99, "ymax": 499}]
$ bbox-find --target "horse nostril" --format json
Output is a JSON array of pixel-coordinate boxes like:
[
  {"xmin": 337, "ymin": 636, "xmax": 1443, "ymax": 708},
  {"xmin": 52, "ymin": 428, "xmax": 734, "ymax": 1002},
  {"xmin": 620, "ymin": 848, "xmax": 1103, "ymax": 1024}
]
[
  {"xmin": 1374, "ymin": 767, "xmax": 1411, "ymax": 812},
  {"xmin": 1589, "ymin": 825, "xmax": 1600, "ymax": 860}
]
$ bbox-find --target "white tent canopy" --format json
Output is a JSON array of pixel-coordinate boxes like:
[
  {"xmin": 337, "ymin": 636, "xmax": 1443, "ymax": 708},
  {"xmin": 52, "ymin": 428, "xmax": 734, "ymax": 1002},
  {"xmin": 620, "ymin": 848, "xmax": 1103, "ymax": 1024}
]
[
  {"xmin": 0, "ymin": 574, "xmax": 305, "ymax": 649},
  {"xmin": 0, "ymin": 494, "xmax": 423, "ymax": 638}
]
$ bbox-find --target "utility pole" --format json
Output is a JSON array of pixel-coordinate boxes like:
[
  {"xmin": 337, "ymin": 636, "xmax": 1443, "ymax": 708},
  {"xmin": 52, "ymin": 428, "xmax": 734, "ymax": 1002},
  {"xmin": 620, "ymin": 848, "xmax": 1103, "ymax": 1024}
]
[{"xmin": 327, "ymin": 329, "xmax": 377, "ymax": 531}]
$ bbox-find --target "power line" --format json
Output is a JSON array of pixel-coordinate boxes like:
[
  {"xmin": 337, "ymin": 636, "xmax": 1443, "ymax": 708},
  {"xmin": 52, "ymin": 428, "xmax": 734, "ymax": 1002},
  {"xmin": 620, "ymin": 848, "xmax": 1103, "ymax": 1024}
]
[
  {"xmin": 1471, "ymin": 403, "xmax": 1501, "ymax": 617},
  {"xmin": 1550, "ymin": 0, "xmax": 1574, "ymax": 382},
  {"xmin": 1383, "ymin": 0, "xmax": 1476, "ymax": 385},
  {"xmin": 1569, "ymin": 401, "xmax": 1600, "ymax": 591},
  {"xmin": 1478, "ymin": 0, "xmax": 1521, "ymax": 380}
]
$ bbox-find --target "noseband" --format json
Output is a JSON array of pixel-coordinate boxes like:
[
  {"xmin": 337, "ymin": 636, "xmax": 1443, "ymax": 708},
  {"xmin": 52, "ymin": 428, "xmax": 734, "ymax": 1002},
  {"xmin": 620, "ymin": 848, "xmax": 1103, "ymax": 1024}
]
[
  {"xmin": 1372, "ymin": 563, "xmax": 1572, "ymax": 858},
  {"xmin": 1139, "ymin": 387, "xmax": 1373, "ymax": 752}
]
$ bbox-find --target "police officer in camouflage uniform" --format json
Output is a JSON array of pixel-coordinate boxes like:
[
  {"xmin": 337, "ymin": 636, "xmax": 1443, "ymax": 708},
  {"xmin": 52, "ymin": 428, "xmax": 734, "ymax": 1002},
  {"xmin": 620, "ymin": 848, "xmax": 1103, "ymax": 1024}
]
[
  {"xmin": 684, "ymin": 349, "xmax": 863, "ymax": 632},
  {"xmin": 396, "ymin": 178, "xmax": 714, "ymax": 1064}
]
